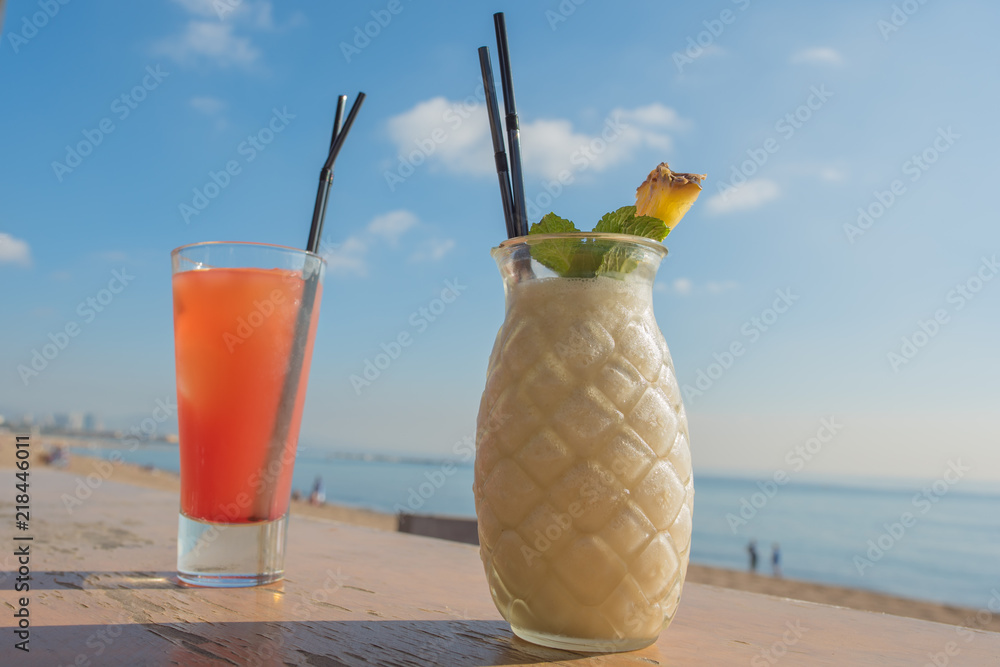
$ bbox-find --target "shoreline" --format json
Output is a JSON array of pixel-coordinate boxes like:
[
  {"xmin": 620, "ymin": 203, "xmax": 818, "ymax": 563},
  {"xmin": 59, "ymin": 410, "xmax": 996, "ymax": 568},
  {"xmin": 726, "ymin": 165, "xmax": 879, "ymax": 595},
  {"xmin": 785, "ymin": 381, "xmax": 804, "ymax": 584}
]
[{"xmin": 4, "ymin": 435, "xmax": 997, "ymax": 633}]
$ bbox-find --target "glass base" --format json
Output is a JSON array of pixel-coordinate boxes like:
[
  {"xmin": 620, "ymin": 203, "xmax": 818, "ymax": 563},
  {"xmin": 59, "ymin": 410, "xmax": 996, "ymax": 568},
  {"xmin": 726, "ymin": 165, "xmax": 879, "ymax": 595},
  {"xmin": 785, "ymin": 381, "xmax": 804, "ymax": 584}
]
[
  {"xmin": 177, "ymin": 511, "xmax": 288, "ymax": 587},
  {"xmin": 511, "ymin": 625, "xmax": 657, "ymax": 653}
]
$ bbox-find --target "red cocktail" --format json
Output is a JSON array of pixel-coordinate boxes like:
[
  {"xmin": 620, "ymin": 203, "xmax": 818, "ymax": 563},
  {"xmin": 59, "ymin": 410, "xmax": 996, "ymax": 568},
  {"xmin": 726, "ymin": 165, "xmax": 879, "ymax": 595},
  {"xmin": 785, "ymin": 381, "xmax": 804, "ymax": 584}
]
[{"xmin": 171, "ymin": 242, "xmax": 325, "ymax": 586}]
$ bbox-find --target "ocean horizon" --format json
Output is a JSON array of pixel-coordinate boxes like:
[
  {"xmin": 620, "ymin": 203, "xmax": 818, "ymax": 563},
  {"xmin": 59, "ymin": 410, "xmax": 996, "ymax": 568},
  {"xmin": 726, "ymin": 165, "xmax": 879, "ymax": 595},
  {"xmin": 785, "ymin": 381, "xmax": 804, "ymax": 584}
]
[{"xmin": 62, "ymin": 436, "xmax": 1000, "ymax": 611}]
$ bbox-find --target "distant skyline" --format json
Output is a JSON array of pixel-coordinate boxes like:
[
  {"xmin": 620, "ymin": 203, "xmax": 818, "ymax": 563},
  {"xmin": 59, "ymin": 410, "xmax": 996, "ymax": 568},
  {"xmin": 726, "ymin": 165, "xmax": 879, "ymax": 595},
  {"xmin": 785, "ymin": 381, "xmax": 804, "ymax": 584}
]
[{"xmin": 1, "ymin": 0, "xmax": 998, "ymax": 481}]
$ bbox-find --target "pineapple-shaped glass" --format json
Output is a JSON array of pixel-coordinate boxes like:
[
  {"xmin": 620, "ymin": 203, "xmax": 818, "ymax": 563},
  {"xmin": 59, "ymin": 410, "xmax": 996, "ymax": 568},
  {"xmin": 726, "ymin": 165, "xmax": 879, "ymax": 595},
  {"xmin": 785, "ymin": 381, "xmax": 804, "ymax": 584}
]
[{"xmin": 474, "ymin": 233, "xmax": 693, "ymax": 653}]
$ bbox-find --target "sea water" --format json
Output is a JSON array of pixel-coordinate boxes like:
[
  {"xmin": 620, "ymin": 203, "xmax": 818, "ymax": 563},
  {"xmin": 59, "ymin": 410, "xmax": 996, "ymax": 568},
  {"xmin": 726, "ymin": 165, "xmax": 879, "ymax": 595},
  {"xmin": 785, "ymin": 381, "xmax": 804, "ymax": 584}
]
[{"xmin": 67, "ymin": 440, "xmax": 999, "ymax": 609}]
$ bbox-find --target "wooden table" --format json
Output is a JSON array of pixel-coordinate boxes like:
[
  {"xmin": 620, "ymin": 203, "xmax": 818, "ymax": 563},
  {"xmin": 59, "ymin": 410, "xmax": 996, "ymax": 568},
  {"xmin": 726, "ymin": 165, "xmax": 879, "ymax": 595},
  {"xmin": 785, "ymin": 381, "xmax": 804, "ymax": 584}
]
[{"xmin": 3, "ymin": 469, "xmax": 998, "ymax": 666}]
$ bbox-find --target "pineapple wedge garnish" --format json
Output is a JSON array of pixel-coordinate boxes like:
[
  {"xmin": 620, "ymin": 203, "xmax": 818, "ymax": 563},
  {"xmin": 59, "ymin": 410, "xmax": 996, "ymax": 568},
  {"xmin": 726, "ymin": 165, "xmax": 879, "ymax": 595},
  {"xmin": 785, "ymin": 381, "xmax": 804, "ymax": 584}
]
[{"xmin": 635, "ymin": 162, "xmax": 706, "ymax": 230}]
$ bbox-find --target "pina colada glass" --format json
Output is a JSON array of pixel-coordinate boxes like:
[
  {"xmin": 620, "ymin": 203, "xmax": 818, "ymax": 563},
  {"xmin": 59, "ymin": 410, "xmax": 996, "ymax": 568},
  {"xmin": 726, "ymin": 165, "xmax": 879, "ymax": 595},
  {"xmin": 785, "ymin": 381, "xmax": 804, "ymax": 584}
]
[{"xmin": 474, "ymin": 233, "xmax": 693, "ymax": 652}]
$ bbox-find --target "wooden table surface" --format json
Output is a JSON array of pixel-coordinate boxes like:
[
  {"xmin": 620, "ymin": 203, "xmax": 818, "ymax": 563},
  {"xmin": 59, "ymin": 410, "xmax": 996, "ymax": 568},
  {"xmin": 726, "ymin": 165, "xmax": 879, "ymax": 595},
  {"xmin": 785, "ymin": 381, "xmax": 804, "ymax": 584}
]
[{"xmin": 2, "ymin": 468, "xmax": 998, "ymax": 666}]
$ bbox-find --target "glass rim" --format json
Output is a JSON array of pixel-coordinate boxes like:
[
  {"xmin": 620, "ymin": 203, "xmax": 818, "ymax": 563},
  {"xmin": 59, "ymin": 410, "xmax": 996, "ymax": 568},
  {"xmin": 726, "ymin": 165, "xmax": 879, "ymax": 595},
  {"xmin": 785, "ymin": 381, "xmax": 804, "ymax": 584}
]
[
  {"xmin": 494, "ymin": 232, "xmax": 668, "ymax": 258},
  {"xmin": 170, "ymin": 240, "xmax": 326, "ymax": 261}
]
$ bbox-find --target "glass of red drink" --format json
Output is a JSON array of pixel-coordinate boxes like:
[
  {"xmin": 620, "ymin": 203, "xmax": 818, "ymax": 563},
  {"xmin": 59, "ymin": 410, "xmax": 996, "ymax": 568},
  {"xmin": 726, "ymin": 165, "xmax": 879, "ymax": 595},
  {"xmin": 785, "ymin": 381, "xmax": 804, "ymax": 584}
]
[{"xmin": 171, "ymin": 241, "xmax": 325, "ymax": 587}]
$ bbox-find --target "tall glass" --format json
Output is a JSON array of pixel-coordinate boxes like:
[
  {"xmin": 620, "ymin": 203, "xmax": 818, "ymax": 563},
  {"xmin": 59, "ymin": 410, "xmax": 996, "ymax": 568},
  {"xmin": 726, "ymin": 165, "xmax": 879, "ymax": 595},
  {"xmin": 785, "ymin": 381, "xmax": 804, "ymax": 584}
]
[
  {"xmin": 474, "ymin": 233, "xmax": 693, "ymax": 652},
  {"xmin": 171, "ymin": 242, "xmax": 325, "ymax": 587}
]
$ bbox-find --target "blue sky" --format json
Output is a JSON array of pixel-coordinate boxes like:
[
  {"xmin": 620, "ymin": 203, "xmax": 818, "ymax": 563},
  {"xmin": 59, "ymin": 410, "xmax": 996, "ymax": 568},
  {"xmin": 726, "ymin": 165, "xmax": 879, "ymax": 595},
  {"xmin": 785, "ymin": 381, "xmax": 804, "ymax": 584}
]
[{"xmin": 1, "ymin": 0, "xmax": 998, "ymax": 480}]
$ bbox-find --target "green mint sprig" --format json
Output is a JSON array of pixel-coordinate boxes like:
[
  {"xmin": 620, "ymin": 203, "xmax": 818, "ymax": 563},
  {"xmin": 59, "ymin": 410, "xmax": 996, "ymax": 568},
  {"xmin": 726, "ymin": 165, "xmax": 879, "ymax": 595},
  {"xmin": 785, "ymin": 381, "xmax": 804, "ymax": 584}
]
[{"xmin": 527, "ymin": 207, "xmax": 669, "ymax": 277}]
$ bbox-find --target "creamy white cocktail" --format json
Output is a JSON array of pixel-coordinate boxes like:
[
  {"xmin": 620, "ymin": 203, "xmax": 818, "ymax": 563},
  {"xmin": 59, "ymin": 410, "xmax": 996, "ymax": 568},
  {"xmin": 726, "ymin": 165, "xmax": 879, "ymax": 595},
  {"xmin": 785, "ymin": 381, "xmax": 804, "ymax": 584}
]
[
  {"xmin": 475, "ymin": 163, "xmax": 705, "ymax": 652},
  {"xmin": 476, "ymin": 242, "xmax": 693, "ymax": 651}
]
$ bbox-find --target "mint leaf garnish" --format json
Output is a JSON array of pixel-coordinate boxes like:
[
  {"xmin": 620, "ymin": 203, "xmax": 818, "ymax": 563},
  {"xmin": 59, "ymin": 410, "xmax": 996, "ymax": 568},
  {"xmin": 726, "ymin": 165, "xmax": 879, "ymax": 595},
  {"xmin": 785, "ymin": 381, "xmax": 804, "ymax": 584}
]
[
  {"xmin": 530, "ymin": 212, "xmax": 579, "ymax": 235},
  {"xmin": 528, "ymin": 213, "xmax": 580, "ymax": 275},
  {"xmin": 594, "ymin": 206, "xmax": 670, "ymax": 241},
  {"xmin": 596, "ymin": 245, "xmax": 640, "ymax": 277},
  {"xmin": 525, "ymin": 209, "xmax": 664, "ymax": 278}
]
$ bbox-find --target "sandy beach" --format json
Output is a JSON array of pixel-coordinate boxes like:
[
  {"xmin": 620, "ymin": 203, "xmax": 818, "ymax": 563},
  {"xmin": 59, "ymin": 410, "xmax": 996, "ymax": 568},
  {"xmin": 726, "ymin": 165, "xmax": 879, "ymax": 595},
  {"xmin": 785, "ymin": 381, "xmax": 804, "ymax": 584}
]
[{"xmin": 4, "ymin": 434, "xmax": 997, "ymax": 633}]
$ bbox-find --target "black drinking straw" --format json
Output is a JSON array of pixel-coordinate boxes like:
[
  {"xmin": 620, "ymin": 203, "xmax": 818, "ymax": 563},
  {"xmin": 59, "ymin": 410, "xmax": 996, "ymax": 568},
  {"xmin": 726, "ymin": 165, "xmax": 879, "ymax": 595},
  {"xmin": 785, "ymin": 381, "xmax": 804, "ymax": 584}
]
[
  {"xmin": 493, "ymin": 12, "xmax": 528, "ymax": 237},
  {"xmin": 331, "ymin": 95, "xmax": 348, "ymax": 150},
  {"xmin": 307, "ymin": 93, "xmax": 363, "ymax": 254},
  {"xmin": 253, "ymin": 92, "xmax": 364, "ymax": 521},
  {"xmin": 309, "ymin": 94, "xmax": 347, "ymax": 251},
  {"xmin": 479, "ymin": 46, "xmax": 516, "ymax": 239}
]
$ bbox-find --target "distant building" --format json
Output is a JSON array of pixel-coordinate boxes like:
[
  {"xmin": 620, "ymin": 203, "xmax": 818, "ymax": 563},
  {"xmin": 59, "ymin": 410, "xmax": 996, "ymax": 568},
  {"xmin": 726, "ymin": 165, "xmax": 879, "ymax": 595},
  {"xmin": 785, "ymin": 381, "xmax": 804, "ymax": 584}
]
[
  {"xmin": 83, "ymin": 413, "xmax": 102, "ymax": 432},
  {"xmin": 68, "ymin": 412, "xmax": 85, "ymax": 431}
]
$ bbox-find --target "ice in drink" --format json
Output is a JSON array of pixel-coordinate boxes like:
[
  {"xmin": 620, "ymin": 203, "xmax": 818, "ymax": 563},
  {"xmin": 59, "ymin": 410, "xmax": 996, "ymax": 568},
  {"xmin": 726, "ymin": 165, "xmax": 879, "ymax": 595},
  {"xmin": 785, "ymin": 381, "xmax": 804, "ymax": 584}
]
[{"xmin": 172, "ymin": 266, "xmax": 321, "ymax": 524}]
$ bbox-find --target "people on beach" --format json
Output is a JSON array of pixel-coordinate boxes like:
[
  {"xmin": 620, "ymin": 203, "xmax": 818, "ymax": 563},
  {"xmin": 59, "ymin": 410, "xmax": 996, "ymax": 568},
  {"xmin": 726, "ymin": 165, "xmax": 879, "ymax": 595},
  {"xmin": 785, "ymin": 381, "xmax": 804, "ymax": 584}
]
[
  {"xmin": 309, "ymin": 476, "xmax": 326, "ymax": 505},
  {"xmin": 748, "ymin": 539, "xmax": 758, "ymax": 572},
  {"xmin": 43, "ymin": 445, "xmax": 68, "ymax": 468},
  {"xmin": 772, "ymin": 543, "xmax": 782, "ymax": 578}
]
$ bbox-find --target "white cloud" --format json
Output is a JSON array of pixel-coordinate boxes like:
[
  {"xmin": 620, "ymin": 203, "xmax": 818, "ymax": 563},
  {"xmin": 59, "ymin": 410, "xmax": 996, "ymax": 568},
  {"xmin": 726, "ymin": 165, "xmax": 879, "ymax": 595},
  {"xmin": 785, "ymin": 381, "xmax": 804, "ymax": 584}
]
[
  {"xmin": 94, "ymin": 250, "xmax": 128, "ymax": 262},
  {"xmin": 154, "ymin": 21, "xmax": 260, "ymax": 68},
  {"xmin": 677, "ymin": 43, "xmax": 728, "ymax": 69},
  {"xmin": 519, "ymin": 109, "xmax": 674, "ymax": 180},
  {"xmin": 387, "ymin": 97, "xmax": 494, "ymax": 176},
  {"xmin": 156, "ymin": 1, "xmax": 289, "ymax": 69},
  {"xmin": 386, "ymin": 100, "xmax": 688, "ymax": 182},
  {"xmin": 706, "ymin": 179, "xmax": 780, "ymax": 215},
  {"xmin": 410, "ymin": 239, "xmax": 456, "ymax": 263},
  {"xmin": 820, "ymin": 167, "xmax": 847, "ymax": 182},
  {"xmin": 244, "ymin": 1, "xmax": 274, "ymax": 29},
  {"xmin": 320, "ymin": 236, "xmax": 367, "ymax": 277},
  {"xmin": 673, "ymin": 278, "xmax": 692, "ymax": 296},
  {"xmin": 0, "ymin": 233, "xmax": 31, "ymax": 266},
  {"xmin": 616, "ymin": 103, "xmax": 688, "ymax": 130},
  {"xmin": 367, "ymin": 210, "xmax": 418, "ymax": 245},
  {"xmin": 320, "ymin": 210, "xmax": 453, "ymax": 276},
  {"xmin": 791, "ymin": 47, "xmax": 843, "ymax": 66},
  {"xmin": 706, "ymin": 280, "xmax": 739, "ymax": 294},
  {"xmin": 190, "ymin": 96, "xmax": 226, "ymax": 115},
  {"xmin": 170, "ymin": 0, "xmax": 275, "ymax": 25},
  {"xmin": 655, "ymin": 277, "xmax": 738, "ymax": 296}
]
